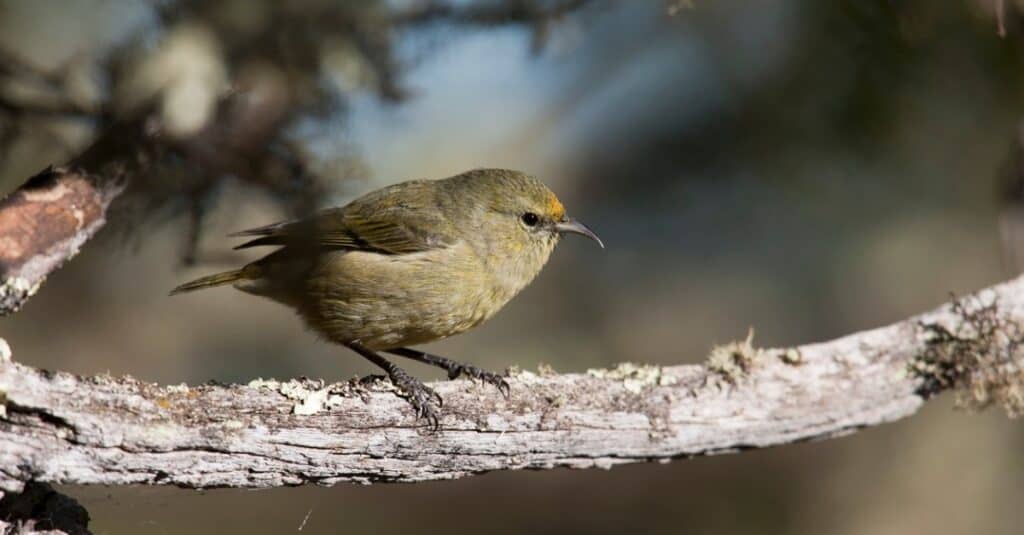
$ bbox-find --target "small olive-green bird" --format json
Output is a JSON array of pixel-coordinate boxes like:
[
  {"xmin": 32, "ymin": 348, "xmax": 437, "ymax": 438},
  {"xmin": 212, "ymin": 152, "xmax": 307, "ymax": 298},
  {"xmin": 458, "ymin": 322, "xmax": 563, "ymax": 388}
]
[{"xmin": 171, "ymin": 168, "xmax": 602, "ymax": 426}]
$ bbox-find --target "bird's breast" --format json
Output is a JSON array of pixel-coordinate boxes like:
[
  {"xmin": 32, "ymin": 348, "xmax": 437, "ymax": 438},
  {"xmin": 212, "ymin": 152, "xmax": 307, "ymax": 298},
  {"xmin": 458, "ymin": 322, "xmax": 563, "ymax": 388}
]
[{"xmin": 300, "ymin": 241, "xmax": 531, "ymax": 349}]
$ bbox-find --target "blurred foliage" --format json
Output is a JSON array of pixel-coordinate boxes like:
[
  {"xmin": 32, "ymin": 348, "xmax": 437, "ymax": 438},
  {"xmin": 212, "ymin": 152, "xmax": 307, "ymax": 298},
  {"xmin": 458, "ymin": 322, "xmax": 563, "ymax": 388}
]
[{"xmin": 0, "ymin": 0, "xmax": 595, "ymax": 262}]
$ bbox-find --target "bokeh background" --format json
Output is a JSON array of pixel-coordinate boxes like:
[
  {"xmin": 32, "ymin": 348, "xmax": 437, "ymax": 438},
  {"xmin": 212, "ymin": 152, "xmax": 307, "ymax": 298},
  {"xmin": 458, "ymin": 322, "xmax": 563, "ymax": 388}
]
[{"xmin": 2, "ymin": 0, "xmax": 1024, "ymax": 533}]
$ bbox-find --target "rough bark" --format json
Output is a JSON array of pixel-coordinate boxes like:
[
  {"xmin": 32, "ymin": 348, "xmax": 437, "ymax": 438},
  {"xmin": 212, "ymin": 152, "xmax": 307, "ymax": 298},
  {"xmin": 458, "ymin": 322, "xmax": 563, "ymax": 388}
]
[
  {"xmin": 0, "ymin": 167, "xmax": 123, "ymax": 315},
  {"xmin": 3, "ymin": 276, "xmax": 1021, "ymax": 497},
  {"xmin": 0, "ymin": 116, "xmax": 150, "ymax": 316}
]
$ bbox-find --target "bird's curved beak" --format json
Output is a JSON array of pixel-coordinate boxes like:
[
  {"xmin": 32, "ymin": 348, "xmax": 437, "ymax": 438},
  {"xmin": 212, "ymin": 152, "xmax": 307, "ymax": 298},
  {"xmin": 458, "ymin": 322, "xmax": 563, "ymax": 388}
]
[{"xmin": 555, "ymin": 218, "xmax": 604, "ymax": 248}]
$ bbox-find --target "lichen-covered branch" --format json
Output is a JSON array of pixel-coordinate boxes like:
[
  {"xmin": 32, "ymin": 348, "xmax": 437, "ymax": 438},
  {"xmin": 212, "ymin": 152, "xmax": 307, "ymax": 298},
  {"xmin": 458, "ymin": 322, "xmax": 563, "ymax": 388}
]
[{"xmin": 2, "ymin": 276, "xmax": 1022, "ymax": 497}]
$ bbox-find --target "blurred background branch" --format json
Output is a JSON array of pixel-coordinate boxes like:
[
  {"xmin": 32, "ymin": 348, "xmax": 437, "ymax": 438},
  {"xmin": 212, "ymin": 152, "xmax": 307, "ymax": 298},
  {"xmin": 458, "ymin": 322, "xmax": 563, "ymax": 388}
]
[{"xmin": 0, "ymin": 0, "xmax": 597, "ymax": 314}]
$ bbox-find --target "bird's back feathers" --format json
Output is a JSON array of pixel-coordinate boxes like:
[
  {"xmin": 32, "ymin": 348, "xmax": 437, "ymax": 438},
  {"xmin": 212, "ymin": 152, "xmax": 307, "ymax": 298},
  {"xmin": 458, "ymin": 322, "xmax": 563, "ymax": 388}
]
[{"xmin": 230, "ymin": 180, "xmax": 458, "ymax": 254}]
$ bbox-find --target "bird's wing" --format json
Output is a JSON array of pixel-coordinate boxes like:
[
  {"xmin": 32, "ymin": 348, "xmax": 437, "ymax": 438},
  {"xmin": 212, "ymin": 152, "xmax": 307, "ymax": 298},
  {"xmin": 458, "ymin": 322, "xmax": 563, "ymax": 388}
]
[{"xmin": 230, "ymin": 181, "xmax": 457, "ymax": 254}]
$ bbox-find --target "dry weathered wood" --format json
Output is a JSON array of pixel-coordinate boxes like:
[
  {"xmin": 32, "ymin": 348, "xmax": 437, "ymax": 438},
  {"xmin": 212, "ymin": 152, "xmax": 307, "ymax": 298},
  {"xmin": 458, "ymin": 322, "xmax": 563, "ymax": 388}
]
[{"xmin": 2, "ymin": 276, "xmax": 1021, "ymax": 496}]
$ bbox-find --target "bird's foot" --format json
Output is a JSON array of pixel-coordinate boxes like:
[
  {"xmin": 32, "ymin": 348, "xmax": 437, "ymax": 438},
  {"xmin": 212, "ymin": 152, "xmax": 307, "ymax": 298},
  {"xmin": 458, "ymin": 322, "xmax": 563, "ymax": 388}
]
[
  {"xmin": 389, "ymin": 367, "xmax": 443, "ymax": 429},
  {"xmin": 446, "ymin": 364, "xmax": 510, "ymax": 398},
  {"xmin": 383, "ymin": 348, "xmax": 511, "ymax": 399}
]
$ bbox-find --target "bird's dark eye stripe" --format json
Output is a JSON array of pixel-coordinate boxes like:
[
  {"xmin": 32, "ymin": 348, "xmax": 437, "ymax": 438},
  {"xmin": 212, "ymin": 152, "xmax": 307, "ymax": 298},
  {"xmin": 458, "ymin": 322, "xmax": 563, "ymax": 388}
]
[{"xmin": 521, "ymin": 212, "xmax": 540, "ymax": 226}]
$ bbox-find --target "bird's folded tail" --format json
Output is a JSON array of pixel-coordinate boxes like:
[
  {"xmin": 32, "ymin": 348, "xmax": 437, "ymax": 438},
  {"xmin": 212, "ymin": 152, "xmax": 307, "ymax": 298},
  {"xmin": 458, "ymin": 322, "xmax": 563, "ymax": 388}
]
[{"xmin": 169, "ymin": 269, "xmax": 246, "ymax": 296}]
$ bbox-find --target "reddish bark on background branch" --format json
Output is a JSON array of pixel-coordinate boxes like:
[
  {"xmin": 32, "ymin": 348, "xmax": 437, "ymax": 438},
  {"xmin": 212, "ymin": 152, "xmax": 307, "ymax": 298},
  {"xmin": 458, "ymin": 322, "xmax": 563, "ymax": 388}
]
[
  {"xmin": 0, "ymin": 167, "xmax": 123, "ymax": 314},
  {"xmin": 0, "ymin": 115, "xmax": 150, "ymax": 315}
]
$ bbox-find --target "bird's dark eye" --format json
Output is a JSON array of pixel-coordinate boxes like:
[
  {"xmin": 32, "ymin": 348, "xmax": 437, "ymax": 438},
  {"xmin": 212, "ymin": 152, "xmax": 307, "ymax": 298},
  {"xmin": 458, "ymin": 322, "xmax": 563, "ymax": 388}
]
[{"xmin": 521, "ymin": 212, "xmax": 540, "ymax": 227}]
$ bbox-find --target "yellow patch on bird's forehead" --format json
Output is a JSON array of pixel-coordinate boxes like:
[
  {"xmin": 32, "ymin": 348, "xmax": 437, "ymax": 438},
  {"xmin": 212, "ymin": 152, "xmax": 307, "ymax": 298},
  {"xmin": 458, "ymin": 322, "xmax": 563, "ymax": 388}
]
[{"xmin": 545, "ymin": 193, "xmax": 565, "ymax": 219}]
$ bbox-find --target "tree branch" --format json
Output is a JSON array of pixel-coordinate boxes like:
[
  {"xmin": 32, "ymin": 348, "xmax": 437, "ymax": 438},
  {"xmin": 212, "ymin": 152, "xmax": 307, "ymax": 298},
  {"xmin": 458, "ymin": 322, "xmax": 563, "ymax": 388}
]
[
  {"xmin": 0, "ymin": 114, "xmax": 152, "ymax": 315},
  {"xmin": 3, "ymin": 276, "xmax": 1022, "ymax": 496},
  {"xmin": 0, "ymin": 166, "xmax": 124, "ymax": 315}
]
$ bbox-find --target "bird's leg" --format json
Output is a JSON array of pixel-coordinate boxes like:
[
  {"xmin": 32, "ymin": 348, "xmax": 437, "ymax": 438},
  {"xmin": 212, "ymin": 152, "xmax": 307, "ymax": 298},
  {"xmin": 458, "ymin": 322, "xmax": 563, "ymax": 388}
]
[
  {"xmin": 345, "ymin": 341, "xmax": 442, "ymax": 429},
  {"xmin": 385, "ymin": 347, "xmax": 510, "ymax": 398}
]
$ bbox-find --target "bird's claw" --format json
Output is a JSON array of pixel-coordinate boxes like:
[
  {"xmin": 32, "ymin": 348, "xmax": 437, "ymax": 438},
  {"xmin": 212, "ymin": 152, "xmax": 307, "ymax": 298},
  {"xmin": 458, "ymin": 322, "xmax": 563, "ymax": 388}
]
[
  {"xmin": 390, "ymin": 368, "xmax": 443, "ymax": 430},
  {"xmin": 448, "ymin": 364, "xmax": 511, "ymax": 399}
]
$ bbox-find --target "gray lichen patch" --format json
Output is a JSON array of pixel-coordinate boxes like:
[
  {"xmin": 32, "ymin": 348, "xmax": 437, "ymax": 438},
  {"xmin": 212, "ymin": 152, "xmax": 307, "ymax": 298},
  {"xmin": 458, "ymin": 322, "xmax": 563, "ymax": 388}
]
[
  {"xmin": 536, "ymin": 363, "xmax": 557, "ymax": 377},
  {"xmin": 0, "ymin": 277, "xmax": 41, "ymax": 316},
  {"xmin": 587, "ymin": 362, "xmax": 678, "ymax": 394},
  {"xmin": 706, "ymin": 329, "xmax": 762, "ymax": 383},
  {"xmin": 779, "ymin": 347, "xmax": 803, "ymax": 365},
  {"xmin": 246, "ymin": 377, "xmax": 283, "ymax": 390},
  {"xmin": 507, "ymin": 364, "xmax": 559, "ymax": 385},
  {"xmin": 913, "ymin": 297, "xmax": 1024, "ymax": 417},
  {"xmin": 248, "ymin": 377, "xmax": 372, "ymax": 415},
  {"xmin": 164, "ymin": 383, "xmax": 189, "ymax": 394}
]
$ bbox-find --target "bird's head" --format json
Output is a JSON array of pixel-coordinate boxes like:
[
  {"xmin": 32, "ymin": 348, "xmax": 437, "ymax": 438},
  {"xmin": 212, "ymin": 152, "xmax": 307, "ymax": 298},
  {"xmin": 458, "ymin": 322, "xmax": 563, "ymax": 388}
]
[
  {"xmin": 452, "ymin": 168, "xmax": 603, "ymax": 252},
  {"xmin": 444, "ymin": 169, "xmax": 602, "ymax": 294}
]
